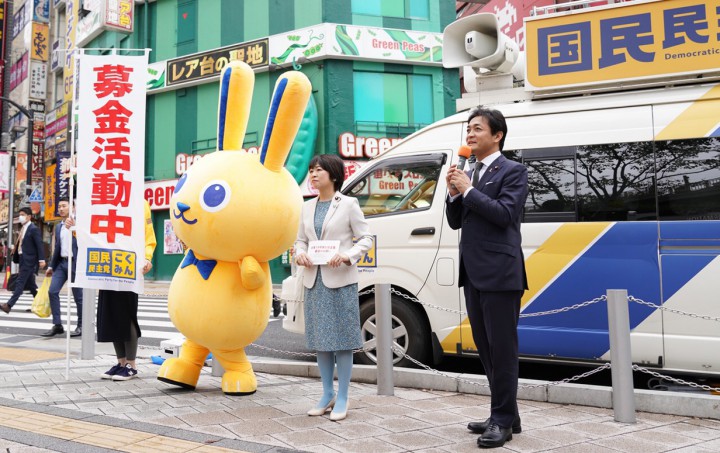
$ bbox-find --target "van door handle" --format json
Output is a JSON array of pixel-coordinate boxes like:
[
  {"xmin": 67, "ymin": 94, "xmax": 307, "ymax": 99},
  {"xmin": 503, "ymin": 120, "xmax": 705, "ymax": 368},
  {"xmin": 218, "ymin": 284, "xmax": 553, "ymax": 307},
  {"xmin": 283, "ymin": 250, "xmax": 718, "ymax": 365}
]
[{"xmin": 411, "ymin": 227, "xmax": 435, "ymax": 236}]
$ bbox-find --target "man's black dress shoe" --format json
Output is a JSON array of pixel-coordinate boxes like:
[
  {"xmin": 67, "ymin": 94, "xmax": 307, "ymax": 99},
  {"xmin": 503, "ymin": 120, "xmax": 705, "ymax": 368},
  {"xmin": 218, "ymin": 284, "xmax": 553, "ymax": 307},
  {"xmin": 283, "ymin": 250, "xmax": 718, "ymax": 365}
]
[
  {"xmin": 41, "ymin": 325, "xmax": 65, "ymax": 337},
  {"xmin": 468, "ymin": 417, "xmax": 521, "ymax": 434},
  {"xmin": 70, "ymin": 327, "xmax": 82, "ymax": 337},
  {"xmin": 0, "ymin": 303, "xmax": 10, "ymax": 314},
  {"xmin": 477, "ymin": 423, "xmax": 512, "ymax": 448}
]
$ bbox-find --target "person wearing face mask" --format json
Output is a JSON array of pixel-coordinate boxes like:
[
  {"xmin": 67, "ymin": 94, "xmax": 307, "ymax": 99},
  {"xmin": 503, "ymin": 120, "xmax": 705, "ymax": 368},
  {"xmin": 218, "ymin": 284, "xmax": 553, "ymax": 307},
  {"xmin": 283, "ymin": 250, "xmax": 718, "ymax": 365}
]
[{"xmin": 1, "ymin": 207, "xmax": 46, "ymax": 314}]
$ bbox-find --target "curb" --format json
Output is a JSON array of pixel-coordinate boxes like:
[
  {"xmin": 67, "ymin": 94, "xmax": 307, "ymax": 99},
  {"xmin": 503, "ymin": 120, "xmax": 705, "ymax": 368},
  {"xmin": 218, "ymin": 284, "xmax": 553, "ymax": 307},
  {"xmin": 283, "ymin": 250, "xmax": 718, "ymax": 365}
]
[{"xmin": 250, "ymin": 357, "xmax": 720, "ymax": 420}]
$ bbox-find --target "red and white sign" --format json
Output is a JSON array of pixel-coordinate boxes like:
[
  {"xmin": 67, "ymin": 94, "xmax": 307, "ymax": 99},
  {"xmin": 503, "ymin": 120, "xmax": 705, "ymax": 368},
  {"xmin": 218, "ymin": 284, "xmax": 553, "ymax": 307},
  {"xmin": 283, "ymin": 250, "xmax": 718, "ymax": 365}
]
[
  {"xmin": 75, "ymin": 53, "xmax": 148, "ymax": 293},
  {"xmin": 144, "ymin": 179, "xmax": 178, "ymax": 210},
  {"xmin": 338, "ymin": 132, "xmax": 401, "ymax": 159}
]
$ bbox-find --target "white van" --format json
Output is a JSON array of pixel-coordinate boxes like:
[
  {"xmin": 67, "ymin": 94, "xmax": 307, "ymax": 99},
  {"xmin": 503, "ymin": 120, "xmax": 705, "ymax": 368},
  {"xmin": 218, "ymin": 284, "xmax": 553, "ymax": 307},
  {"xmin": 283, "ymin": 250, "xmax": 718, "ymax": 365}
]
[
  {"xmin": 285, "ymin": 0, "xmax": 720, "ymax": 377},
  {"xmin": 326, "ymin": 80, "xmax": 720, "ymax": 377}
]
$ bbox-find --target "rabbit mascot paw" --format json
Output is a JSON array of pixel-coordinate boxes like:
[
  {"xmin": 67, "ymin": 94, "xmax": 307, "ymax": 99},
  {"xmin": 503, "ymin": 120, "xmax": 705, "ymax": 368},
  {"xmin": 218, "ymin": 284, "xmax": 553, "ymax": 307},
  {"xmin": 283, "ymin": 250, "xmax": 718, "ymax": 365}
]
[{"xmin": 157, "ymin": 61, "xmax": 310, "ymax": 395}]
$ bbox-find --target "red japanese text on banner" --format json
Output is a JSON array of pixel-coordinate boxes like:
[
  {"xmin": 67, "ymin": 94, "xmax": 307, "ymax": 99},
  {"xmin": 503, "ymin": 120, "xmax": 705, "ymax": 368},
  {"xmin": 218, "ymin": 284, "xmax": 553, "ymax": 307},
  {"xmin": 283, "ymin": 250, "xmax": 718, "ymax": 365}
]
[{"xmin": 75, "ymin": 54, "xmax": 148, "ymax": 294}]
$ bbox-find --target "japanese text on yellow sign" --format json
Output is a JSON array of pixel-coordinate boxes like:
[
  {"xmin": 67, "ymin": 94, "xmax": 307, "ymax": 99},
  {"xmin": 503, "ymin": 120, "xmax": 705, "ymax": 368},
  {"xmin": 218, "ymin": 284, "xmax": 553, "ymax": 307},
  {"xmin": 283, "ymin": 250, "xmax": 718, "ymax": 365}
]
[
  {"xmin": 355, "ymin": 235, "xmax": 377, "ymax": 268},
  {"xmin": 525, "ymin": 0, "xmax": 720, "ymax": 89},
  {"xmin": 87, "ymin": 248, "xmax": 137, "ymax": 280}
]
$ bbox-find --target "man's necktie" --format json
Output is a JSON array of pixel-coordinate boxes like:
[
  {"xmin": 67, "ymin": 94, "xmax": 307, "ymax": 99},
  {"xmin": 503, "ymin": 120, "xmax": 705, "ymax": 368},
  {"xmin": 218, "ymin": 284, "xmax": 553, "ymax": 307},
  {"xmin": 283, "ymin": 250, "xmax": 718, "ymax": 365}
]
[
  {"xmin": 180, "ymin": 249, "xmax": 217, "ymax": 280},
  {"xmin": 472, "ymin": 161, "xmax": 484, "ymax": 187}
]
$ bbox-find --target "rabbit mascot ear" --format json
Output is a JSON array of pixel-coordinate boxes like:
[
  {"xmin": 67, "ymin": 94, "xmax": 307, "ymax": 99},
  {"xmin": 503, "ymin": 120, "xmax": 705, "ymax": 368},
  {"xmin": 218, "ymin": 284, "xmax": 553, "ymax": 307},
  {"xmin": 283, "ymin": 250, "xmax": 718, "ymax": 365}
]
[{"xmin": 158, "ymin": 60, "xmax": 310, "ymax": 395}]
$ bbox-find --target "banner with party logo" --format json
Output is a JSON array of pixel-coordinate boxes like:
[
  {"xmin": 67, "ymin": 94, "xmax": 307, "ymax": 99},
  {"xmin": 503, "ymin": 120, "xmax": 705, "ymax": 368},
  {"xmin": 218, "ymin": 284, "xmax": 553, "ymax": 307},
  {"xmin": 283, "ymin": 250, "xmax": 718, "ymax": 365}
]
[{"xmin": 74, "ymin": 53, "xmax": 148, "ymax": 293}]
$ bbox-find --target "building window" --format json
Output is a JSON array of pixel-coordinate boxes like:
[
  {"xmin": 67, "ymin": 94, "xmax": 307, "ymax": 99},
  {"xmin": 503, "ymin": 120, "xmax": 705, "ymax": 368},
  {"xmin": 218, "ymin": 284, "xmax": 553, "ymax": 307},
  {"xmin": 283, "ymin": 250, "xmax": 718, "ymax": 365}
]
[
  {"xmin": 353, "ymin": 72, "xmax": 432, "ymax": 133},
  {"xmin": 177, "ymin": 0, "xmax": 197, "ymax": 46},
  {"xmin": 352, "ymin": 0, "xmax": 429, "ymax": 19}
]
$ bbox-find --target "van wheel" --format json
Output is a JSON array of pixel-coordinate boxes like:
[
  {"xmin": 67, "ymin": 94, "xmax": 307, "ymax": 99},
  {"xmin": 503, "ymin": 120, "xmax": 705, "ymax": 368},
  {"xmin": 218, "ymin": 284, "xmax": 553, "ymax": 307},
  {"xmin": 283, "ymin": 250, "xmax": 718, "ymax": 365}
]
[{"xmin": 357, "ymin": 296, "xmax": 430, "ymax": 367}]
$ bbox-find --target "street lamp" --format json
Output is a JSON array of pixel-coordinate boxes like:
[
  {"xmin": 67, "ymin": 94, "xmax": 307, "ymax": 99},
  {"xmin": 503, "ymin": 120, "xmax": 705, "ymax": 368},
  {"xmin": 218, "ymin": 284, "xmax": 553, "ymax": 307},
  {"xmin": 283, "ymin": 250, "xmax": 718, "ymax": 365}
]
[{"xmin": 0, "ymin": 96, "xmax": 35, "ymax": 196}]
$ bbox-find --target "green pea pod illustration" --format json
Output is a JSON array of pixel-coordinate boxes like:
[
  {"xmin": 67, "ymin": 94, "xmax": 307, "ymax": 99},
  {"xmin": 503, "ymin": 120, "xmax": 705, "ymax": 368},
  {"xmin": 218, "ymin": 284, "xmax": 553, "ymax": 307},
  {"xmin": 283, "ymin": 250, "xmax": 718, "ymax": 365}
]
[
  {"xmin": 286, "ymin": 94, "xmax": 318, "ymax": 184},
  {"xmin": 271, "ymin": 32, "xmax": 325, "ymax": 64},
  {"xmin": 271, "ymin": 44, "xmax": 307, "ymax": 65},
  {"xmin": 335, "ymin": 25, "xmax": 359, "ymax": 56}
]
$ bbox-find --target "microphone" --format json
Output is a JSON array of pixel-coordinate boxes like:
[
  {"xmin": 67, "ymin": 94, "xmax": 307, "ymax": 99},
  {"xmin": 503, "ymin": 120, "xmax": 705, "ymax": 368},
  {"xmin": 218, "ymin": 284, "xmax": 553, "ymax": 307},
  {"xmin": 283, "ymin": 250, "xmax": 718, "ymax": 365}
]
[{"xmin": 457, "ymin": 145, "xmax": 472, "ymax": 170}]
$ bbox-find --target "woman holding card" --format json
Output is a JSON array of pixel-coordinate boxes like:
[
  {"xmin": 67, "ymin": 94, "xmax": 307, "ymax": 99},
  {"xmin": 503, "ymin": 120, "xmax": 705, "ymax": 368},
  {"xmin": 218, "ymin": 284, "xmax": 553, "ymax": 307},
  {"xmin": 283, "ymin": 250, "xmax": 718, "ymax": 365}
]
[{"xmin": 295, "ymin": 154, "xmax": 373, "ymax": 421}]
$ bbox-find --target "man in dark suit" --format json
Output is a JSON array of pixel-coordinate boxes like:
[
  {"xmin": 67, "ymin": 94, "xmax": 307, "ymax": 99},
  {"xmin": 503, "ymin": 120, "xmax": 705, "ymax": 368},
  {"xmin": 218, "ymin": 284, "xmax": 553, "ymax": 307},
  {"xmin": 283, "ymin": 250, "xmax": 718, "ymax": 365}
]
[
  {"xmin": 42, "ymin": 198, "xmax": 83, "ymax": 337},
  {"xmin": 446, "ymin": 107, "xmax": 528, "ymax": 449},
  {"xmin": 1, "ymin": 207, "xmax": 46, "ymax": 314}
]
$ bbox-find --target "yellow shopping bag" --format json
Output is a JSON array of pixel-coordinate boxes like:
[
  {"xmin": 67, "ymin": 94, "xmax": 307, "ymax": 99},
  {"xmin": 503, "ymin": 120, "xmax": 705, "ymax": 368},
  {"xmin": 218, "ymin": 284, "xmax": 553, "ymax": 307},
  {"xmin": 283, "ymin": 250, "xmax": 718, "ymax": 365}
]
[{"xmin": 31, "ymin": 278, "xmax": 51, "ymax": 318}]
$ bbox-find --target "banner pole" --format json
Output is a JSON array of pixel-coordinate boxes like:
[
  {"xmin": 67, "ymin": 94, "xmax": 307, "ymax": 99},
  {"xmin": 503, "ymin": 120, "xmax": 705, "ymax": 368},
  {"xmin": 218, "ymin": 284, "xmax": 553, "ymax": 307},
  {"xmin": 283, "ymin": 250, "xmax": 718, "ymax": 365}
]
[{"xmin": 65, "ymin": 49, "xmax": 83, "ymax": 381}]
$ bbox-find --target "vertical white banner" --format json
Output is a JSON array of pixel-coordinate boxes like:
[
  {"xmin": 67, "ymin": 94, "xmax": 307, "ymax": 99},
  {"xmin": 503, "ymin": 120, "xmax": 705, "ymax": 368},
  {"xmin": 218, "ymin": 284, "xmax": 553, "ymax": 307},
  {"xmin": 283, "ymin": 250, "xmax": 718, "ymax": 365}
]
[
  {"xmin": 74, "ymin": 53, "xmax": 148, "ymax": 293},
  {"xmin": 0, "ymin": 153, "xmax": 10, "ymax": 193}
]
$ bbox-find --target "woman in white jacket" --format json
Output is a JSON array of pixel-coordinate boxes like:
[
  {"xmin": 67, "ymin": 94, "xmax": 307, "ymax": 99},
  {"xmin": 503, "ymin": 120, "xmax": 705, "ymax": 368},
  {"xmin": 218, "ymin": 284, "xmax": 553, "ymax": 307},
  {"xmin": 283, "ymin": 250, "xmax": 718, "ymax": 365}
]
[{"xmin": 295, "ymin": 154, "xmax": 373, "ymax": 421}]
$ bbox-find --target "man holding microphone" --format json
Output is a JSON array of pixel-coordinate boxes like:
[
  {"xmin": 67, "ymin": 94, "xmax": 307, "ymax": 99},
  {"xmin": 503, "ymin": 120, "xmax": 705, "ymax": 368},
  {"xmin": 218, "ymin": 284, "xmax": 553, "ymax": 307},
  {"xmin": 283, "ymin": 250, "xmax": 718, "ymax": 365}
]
[{"xmin": 445, "ymin": 106, "xmax": 528, "ymax": 449}]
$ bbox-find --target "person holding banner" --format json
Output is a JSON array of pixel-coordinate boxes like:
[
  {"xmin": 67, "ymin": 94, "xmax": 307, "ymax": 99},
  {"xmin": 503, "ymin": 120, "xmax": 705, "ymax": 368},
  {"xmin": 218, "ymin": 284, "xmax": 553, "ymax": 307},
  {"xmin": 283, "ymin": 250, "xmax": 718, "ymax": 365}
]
[
  {"xmin": 1, "ymin": 208, "xmax": 46, "ymax": 314},
  {"xmin": 97, "ymin": 200, "xmax": 156, "ymax": 381},
  {"xmin": 43, "ymin": 198, "xmax": 84, "ymax": 337},
  {"xmin": 294, "ymin": 154, "xmax": 373, "ymax": 421}
]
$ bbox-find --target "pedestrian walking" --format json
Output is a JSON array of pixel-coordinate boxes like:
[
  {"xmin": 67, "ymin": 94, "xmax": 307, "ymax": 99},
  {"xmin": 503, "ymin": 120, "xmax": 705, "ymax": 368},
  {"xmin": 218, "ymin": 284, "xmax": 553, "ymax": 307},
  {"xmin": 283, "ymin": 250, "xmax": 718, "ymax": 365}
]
[
  {"xmin": 43, "ymin": 198, "xmax": 84, "ymax": 337},
  {"xmin": 1, "ymin": 208, "xmax": 46, "ymax": 314}
]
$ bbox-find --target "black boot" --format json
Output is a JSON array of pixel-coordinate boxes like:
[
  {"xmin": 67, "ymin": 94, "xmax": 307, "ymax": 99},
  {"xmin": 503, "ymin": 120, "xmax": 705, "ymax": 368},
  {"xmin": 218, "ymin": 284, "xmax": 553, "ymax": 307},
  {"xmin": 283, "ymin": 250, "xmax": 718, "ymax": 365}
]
[{"xmin": 41, "ymin": 325, "xmax": 65, "ymax": 337}]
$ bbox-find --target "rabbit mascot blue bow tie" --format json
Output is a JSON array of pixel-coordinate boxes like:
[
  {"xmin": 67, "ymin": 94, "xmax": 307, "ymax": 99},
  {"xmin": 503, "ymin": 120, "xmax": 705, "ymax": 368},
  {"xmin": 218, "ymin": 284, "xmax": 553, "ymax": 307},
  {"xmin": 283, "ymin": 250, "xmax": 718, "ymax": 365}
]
[{"xmin": 158, "ymin": 60, "xmax": 309, "ymax": 395}]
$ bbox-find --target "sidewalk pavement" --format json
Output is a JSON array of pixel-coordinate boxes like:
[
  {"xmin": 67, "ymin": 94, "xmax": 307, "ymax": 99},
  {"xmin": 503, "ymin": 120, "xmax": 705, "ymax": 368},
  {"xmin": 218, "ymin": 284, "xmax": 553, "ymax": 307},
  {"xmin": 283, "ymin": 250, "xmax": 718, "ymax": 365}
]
[{"xmin": 0, "ymin": 279, "xmax": 719, "ymax": 452}]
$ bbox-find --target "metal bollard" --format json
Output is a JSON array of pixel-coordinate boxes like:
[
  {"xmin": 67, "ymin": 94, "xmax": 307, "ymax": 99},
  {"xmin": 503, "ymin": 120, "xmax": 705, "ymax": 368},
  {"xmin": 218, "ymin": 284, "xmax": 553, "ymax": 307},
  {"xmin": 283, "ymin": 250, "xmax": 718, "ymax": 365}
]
[
  {"xmin": 606, "ymin": 289, "xmax": 636, "ymax": 423},
  {"xmin": 375, "ymin": 283, "xmax": 394, "ymax": 396},
  {"xmin": 81, "ymin": 288, "xmax": 97, "ymax": 359}
]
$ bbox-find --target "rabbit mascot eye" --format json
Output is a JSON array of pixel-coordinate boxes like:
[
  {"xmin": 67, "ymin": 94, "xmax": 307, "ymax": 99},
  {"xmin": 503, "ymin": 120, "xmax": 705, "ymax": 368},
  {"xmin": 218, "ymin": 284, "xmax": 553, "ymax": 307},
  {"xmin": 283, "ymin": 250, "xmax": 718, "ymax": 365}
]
[{"xmin": 157, "ymin": 61, "xmax": 309, "ymax": 395}]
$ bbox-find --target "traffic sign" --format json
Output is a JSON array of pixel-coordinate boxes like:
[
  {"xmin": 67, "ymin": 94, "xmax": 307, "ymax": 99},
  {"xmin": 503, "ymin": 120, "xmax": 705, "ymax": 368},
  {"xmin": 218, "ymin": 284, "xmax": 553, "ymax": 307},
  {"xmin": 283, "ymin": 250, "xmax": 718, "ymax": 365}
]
[{"xmin": 28, "ymin": 188, "xmax": 43, "ymax": 202}]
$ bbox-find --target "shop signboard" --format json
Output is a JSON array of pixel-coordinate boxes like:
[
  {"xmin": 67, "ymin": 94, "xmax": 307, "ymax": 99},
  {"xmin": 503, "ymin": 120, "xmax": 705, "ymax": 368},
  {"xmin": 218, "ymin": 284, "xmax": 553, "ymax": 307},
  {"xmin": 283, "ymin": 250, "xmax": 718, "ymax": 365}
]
[
  {"xmin": 31, "ymin": 24, "xmax": 49, "ymax": 58},
  {"xmin": 29, "ymin": 100, "xmax": 45, "ymax": 122},
  {"xmin": 33, "ymin": 0, "xmax": 50, "ymax": 22},
  {"xmin": 50, "ymin": 39, "xmax": 60, "ymax": 71},
  {"xmin": 105, "ymin": 0, "xmax": 133, "ymax": 33},
  {"xmin": 166, "ymin": 38, "xmax": 268, "ymax": 86},
  {"xmin": 64, "ymin": 0, "xmax": 78, "ymax": 102},
  {"xmin": 45, "ymin": 163, "xmax": 59, "ymax": 221},
  {"xmin": 75, "ymin": 0, "xmax": 103, "ymax": 45},
  {"xmin": 29, "ymin": 60, "xmax": 47, "ymax": 99},
  {"xmin": 12, "ymin": 4, "xmax": 29, "ymax": 40},
  {"xmin": 10, "ymin": 52, "xmax": 29, "ymax": 91}
]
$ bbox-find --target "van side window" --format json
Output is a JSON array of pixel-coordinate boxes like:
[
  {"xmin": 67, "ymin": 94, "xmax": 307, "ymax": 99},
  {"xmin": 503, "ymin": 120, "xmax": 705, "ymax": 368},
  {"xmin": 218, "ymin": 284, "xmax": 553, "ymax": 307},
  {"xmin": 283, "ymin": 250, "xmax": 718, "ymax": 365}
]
[
  {"xmin": 521, "ymin": 142, "xmax": 658, "ymax": 222},
  {"xmin": 345, "ymin": 155, "xmax": 444, "ymax": 217},
  {"xmin": 657, "ymin": 138, "xmax": 720, "ymax": 221}
]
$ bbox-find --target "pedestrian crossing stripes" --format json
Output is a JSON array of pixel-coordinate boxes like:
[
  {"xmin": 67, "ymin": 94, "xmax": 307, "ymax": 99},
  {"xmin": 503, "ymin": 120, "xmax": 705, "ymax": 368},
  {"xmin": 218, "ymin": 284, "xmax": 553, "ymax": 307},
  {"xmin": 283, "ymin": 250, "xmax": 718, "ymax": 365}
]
[
  {"xmin": 0, "ymin": 295, "xmax": 184, "ymax": 341},
  {"xmin": 0, "ymin": 295, "xmax": 284, "ymax": 341}
]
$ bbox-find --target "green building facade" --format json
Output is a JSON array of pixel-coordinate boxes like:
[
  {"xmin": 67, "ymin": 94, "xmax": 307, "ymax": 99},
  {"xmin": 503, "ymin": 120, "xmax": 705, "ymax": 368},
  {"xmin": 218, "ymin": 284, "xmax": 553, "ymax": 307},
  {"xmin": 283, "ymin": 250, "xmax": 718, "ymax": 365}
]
[{"xmin": 80, "ymin": 0, "xmax": 459, "ymax": 281}]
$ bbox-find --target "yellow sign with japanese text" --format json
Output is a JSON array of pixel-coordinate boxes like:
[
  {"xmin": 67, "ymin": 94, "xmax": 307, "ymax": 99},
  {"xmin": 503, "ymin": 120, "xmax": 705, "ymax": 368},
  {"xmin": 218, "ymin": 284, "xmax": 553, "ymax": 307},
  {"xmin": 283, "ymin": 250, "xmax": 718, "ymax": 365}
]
[
  {"xmin": 356, "ymin": 235, "xmax": 377, "ymax": 268},
  {"xmin": 63, "ymin": 0, "xmax": 78, "ymax": 102},
  {"xmin": 44, "ymin": 164, "xmax": 59, "ymax": 222},
  {"xmin": 32, "ymin": 23, "xmax": 49, "ymax": 62},
  {"xmin": 525, "ymin": 0, "xmax": 720, "ymax": 90}
]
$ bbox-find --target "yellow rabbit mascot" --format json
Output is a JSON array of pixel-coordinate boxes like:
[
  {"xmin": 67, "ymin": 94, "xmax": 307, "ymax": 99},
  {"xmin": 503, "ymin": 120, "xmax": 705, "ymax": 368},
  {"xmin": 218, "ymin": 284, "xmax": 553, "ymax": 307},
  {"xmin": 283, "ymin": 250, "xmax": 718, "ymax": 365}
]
[{"xmin": 158, "ymin": 61, "xmax": 310, "ymax": 395}]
